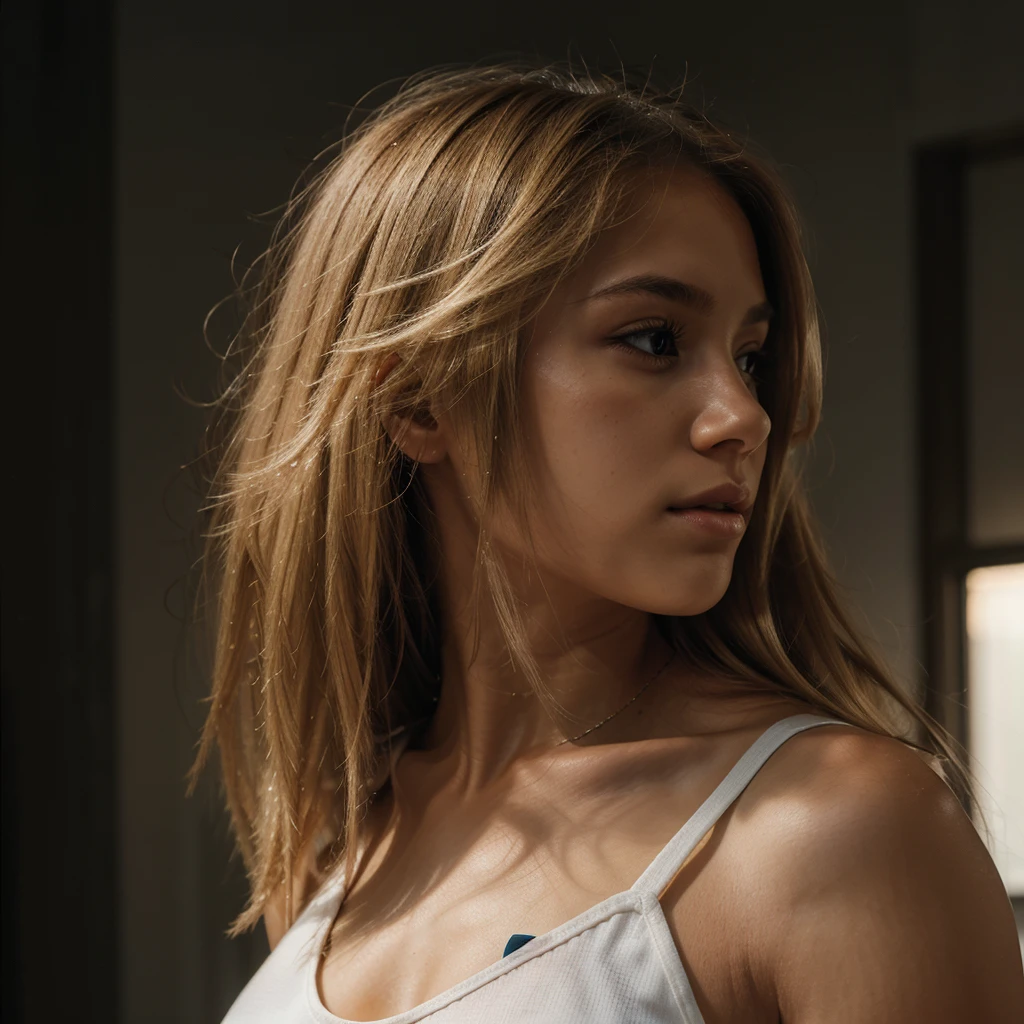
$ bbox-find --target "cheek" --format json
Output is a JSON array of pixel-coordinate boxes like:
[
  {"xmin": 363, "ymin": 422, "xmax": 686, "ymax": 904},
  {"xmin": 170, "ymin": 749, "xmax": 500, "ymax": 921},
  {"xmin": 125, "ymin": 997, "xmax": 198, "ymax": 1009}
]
[
  {"xmin": 504, "ymin": 361, "xmax": 762, "ymax": 615},
  {"xmin": 525, "ymin": 368, "xmax": 664, "ymax": 534},
  {"xmin": 517, "ymin": 367, "xmax": 698, "ymax": 604}
]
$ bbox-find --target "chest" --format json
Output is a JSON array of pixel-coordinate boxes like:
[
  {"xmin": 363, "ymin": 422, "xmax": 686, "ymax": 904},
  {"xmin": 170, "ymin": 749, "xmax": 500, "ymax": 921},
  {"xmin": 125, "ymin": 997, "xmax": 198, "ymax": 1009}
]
[{"xmin": 314, "ymin": 789, "xmax": 775, "ymax": 1023}]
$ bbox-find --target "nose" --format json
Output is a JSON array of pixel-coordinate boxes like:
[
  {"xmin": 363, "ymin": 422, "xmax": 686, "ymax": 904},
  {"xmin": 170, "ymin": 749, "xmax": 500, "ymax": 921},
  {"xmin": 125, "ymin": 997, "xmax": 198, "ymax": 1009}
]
[{"xmin": 689, "ymin": 364, "xmax": 771, "ymax": 460}]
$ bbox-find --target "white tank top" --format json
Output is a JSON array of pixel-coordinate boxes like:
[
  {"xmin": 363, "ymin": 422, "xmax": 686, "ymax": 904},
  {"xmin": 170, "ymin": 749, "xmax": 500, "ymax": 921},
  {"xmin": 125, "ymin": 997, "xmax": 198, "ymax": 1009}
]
[{"xmin": 222, "ymin": 714, "xmax": 846, "ymax": 1024}]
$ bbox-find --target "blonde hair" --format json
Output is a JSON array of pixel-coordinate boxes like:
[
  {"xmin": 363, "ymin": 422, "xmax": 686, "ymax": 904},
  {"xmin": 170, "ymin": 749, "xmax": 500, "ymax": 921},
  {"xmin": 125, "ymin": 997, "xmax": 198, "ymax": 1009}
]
[{"xmin": 190, "ymin": 63, "xmax": 970, "ymax": 934}]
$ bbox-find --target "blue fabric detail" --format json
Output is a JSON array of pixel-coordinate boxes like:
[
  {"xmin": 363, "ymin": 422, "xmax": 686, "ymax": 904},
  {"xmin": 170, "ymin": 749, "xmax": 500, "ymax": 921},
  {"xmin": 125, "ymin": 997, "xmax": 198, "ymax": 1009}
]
[{"xmin": 502, "ymin": 933, "xmax": 535, "ymax": 958}]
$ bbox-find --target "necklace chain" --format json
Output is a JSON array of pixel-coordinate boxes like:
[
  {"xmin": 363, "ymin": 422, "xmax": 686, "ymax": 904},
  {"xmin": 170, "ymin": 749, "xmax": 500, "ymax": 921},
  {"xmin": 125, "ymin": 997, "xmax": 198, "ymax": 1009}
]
[{"xmin": 554, "ymin": 654, "xmax": 674, "ymax": 747}]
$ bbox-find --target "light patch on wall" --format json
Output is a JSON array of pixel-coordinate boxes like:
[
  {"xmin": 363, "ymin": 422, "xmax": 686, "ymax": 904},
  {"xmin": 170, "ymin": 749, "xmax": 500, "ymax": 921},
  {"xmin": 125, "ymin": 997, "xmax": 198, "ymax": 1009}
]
[{"xmin": 967, "ymin": 562, "xmax": 1024, "ymax": 896}]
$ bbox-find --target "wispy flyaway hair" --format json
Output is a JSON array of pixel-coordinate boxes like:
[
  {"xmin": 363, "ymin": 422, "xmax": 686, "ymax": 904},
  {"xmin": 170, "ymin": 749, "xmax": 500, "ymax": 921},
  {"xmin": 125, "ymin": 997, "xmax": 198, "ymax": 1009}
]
[{"xmin": 190, "ymin": 63, "xmax": 970, "ymax": 934}]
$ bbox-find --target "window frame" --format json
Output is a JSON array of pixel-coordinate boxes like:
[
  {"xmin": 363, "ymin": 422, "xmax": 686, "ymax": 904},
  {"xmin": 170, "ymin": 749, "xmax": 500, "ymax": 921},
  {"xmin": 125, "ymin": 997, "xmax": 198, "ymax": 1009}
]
[{"xmin": 914, "ymin": 126, "xmax": 1024, "ymax": 915}]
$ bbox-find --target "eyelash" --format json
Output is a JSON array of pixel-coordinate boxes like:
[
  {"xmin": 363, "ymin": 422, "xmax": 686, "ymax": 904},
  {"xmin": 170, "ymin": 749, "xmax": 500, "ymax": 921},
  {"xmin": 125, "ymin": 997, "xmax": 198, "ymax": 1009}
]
[
  {"xmin": 737, "ymin": 350, "xmax": 768, "ymax": 382},
  {"xmin": 609, "ymin": 318, "xmax": 769, "ymax": 381},
  {"xmin": 609, "ymin": 318, "xmax": 684, "ymax": 364}
]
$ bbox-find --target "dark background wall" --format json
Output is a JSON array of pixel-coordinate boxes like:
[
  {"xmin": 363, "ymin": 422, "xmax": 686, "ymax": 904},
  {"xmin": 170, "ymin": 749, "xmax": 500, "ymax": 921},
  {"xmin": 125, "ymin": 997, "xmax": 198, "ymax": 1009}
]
[{"xmin": 3, "ymin": 1, "xmax": 1021, "ymax": 1022}]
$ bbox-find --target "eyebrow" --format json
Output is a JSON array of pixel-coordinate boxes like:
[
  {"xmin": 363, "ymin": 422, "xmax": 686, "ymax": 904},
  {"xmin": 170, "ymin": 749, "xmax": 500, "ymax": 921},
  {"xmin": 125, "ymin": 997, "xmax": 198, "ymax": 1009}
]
[{"xmin": 585, "ymin": 273, "xmax": 775, "ymax": 327}]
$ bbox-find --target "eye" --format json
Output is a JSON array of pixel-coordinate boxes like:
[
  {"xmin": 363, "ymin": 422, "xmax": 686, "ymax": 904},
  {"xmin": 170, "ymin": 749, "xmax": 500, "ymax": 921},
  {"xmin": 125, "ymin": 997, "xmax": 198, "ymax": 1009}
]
[
  {"xmin": 609, "ymin": 319, "xmax": 682, "ymax": 362},
  {"xmin": 736, "ymin": 348, "xmax": 767, "ymax": 382}
]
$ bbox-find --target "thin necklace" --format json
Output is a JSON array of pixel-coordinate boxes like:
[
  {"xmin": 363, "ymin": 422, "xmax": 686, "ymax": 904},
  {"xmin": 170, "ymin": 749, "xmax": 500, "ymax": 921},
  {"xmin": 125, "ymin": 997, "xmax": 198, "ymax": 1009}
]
[{"xmin": 554, "ymin": 654, "xmax": 675, "ymax": 747}]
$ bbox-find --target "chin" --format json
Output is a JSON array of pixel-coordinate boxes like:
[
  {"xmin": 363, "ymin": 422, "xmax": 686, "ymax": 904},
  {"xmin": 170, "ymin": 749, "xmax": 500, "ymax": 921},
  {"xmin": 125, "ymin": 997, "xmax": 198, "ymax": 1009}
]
[
  {"xmin": 627, "ymin": 562, "xmax": 735, "ymax": 617},
  {"xmin": 644, "ymin": 592, "xmax": 729, "ymax": 618}
]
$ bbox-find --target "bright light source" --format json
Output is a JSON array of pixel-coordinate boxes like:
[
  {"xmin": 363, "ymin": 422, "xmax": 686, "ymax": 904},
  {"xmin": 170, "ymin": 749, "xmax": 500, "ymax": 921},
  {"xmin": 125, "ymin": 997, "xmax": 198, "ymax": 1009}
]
[{"xmin": 967, "ymin": 563, "xmax": 1024, "ymax": 896}]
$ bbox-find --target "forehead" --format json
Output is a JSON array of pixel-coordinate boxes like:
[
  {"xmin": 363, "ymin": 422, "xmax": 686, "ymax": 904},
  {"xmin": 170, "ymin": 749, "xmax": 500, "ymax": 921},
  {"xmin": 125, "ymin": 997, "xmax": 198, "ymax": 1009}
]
[{"xmin": 558, "ymin": 168, "xmax": 766, "ymax": 309}]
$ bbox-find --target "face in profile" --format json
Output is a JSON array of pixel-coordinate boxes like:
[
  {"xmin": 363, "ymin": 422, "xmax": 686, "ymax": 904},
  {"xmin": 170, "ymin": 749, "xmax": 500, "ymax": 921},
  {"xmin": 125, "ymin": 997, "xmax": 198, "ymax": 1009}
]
[{"xmin": 477, "ymin": 168, "xmax": 774, "ymax": 618}]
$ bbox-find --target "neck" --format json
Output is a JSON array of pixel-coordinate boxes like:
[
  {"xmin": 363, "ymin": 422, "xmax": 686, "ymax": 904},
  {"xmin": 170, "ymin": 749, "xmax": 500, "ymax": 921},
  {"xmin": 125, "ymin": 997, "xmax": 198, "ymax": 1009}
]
[{"xmin": 417, "ymin": 550, "xmax": 677, "ymax": 790}]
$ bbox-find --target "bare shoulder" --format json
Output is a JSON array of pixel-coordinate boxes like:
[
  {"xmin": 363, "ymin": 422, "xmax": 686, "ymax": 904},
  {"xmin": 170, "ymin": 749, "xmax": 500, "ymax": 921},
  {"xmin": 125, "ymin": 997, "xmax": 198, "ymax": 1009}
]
[
  {"xmin": 262, "ymin": 840, "xmax": 334, "ymax": 951},
  {"xmin": 744, "ymin": 722, "xmax": 964, "ymax": 850},
  {"xmin": 263, "ymin": 885, "xmax": 288, "ymax": 951},
  {"xmin": 735, "ymin": 723, "xmax": 1024, "ymax": 1022}
]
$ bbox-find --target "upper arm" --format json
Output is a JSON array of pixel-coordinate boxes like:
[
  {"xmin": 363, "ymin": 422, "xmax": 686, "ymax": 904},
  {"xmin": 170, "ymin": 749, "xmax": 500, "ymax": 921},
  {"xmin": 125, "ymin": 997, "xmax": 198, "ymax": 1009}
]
[
  {"xmin": 754, "ymin": 730, "xmax": 1024, "ymax": 1023},
  {"xmin": 262, "ymin": 845, "xmax": 323, "ymax": 951},
  {"xmin": 263, "ymin": 886, "xmax": 288, "ymax": 951}
]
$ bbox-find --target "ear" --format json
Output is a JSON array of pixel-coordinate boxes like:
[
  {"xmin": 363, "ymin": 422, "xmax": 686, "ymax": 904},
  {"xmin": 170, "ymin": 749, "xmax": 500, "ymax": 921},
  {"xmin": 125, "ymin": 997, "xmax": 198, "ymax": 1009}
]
[{"xmin": 374, "ymin": 353, "xmax": 448, "ymax": 465}]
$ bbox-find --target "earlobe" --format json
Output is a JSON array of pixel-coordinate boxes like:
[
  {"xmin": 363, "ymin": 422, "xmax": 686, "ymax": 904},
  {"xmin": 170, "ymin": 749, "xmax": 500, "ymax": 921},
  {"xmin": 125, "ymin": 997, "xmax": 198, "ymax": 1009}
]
[{"xmin": 383, "ymin": 409, "xmax": 447, "ymax": 464}]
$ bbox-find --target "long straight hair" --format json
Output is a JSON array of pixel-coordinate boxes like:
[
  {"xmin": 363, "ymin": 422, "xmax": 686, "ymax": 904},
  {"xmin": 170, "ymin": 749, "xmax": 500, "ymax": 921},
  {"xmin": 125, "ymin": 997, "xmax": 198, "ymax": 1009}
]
[{"xmin": 190, "ymin": 64, "xmax": 970, "ymax": 934}]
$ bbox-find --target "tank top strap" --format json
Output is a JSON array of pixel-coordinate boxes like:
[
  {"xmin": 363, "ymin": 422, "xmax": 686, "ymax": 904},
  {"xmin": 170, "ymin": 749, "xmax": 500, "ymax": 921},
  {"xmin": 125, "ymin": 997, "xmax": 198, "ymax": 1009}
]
[{"xmin": 631, "ymin": 714, "xmax": 848, "ymax": 897}]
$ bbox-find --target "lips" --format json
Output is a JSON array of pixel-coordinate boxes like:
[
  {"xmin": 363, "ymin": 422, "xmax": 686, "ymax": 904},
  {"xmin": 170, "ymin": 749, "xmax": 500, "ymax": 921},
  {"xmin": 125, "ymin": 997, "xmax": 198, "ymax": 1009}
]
[{"xmin": 667, "ymin": 482, "xmax": 753, "ymax": 517}]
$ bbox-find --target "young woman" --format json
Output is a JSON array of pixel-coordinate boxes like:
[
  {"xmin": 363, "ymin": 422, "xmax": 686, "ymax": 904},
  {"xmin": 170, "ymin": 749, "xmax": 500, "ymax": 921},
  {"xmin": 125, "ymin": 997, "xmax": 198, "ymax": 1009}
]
[{"xmin": 194, "ymin": 65, "xmax": 1024, "ymax": 1023}]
